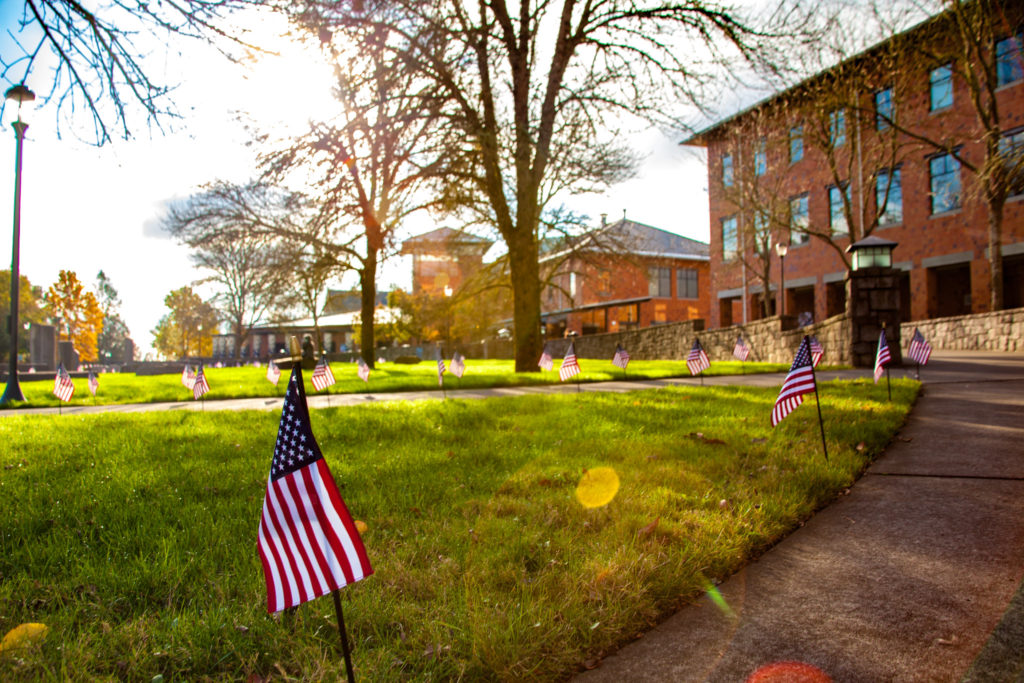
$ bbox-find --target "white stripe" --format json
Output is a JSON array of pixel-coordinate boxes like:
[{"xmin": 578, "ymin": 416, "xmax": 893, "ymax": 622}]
[
  {"xmin": 257, "ymin": 500, "xmax": 286, "ymax": 611},
  {"xmin": 310, "ymin": 464, "xmax": 366, "ymax": 583},
  {"xmin": 260, "ymin": 489, "xmax": 298, "ymax": 610},
  {"xmin": 290, "ymin": 471, "xmax": 337, "ymax": 592},
  {"xmin": 277, "ymin": 474, "xmax": 330, "ymax": 595},
  {"xmin": 267, "ymin": 480, "xmax": 315, "ymax": 601}
]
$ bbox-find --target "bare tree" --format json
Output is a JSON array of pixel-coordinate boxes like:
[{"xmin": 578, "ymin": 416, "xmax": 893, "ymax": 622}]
[
  {"xmin": 304, "ymin": 0, "xmax": 809, "ymax": 371},
  {"xmin": 2, "ymin": 0, "xmax": 268, "ymax": 143}
]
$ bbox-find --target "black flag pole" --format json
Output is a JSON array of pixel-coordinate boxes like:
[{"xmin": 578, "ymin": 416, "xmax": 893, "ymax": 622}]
[
  {"xmin": 332, "ymin": 589, "xmax": 357, "ymax": 682},
  {"xmin": 808, "ymin": 349, "xmax": 829, "ymax": 461}
]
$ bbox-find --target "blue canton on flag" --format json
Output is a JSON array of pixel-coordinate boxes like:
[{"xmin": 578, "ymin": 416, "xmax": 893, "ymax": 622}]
[{"xmin": 874, "ymin": 329, "xmax": 891, "ymax": 384}]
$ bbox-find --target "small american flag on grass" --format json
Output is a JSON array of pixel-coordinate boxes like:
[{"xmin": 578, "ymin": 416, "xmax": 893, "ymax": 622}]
[
  {"xmin": 88, "ymin": 370, "xmax": 99, "ymax": 397},
  {"xmin": 311, "ymin": 356, "xmax": 336, "ymax": 392},
  {"xmin": 771, "ymin": 336, "xmax": 817, "ymax": 427},
  {"xmin": 257, "ymin": 365, "xmax": 372, "ymax": 612},
  {"xmin": 538, "ymin": 347, "xmax": 553, "ymax": 372},
  {"xmin": 357, "ymin": 356, "xmax": 371, "ymax": 383},
  {"xmin": 450, "ymin": 351, "xmax": 466, "ymax": 378},
  {"xmin": 733, "ymin": 335, "xmax": 749, "ymax": 362},
  {"xmin": 809, "ymin": 336, "xmax": 823, "ymax": 368},
  {"xmin": 559, "ymin": 342, "xmax": 580, "ymax": 381},
  {"xmin": 266, "ymin": 359, "xmax": 281, "ymax": 386},
  {"xmin": 686, "ymin": 339, "xmax": 710, "ymax": 376},
  {"xmin": 193, "ymin": 364, "xmax": 210, "ymax": 400},
  {"xmin": 612, "ymin": 345, "xmax": 630, "ymax": 370},
  {"xmin": 181, "ymin": 364, "xmax": 196, "ymax": 389},
  {"xmin": 907, "ymin": 328, "xmax": 932, "ymax": 365},
  {"xmin": 873, "ymin": 329, "xmax": 891, "ymax": 384},
  {"xmin": 436, "ymin": 354, "xmax": 446, "ymax": 386},
  {"xmin": 53, "ymin": 363, "xmax": 74, "ymax": 402}
]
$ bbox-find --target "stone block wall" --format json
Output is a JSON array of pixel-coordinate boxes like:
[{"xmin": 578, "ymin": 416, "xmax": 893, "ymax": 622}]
[
  {"xmin": 847, "ymin": 267, "xmax": 902, "ymax": 368},
  {"xmin": 542, "ymin": 314, "xmax": 851, "ymax": 365},
  {"xmin": 900, "ymin": 307, "xmax": 1024, "ymax": 352}
]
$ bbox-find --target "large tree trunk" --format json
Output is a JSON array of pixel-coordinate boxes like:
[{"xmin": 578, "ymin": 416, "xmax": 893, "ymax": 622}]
[
  {"xmin": 360, "ymin": 246, "xmax": 378, "ymax": 369},
  {"xmin": 987, "ymin": 196, "xmax": 1004, "ymax": 312},
  {"xmin": 507, "ymin": 230, "xmax": 542, "ymax": 372}
]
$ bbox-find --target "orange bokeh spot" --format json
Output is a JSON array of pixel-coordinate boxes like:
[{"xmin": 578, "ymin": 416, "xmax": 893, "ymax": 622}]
[{"xmin": 746, "ymin": 661, "xmax": 832, "ymax": 683}]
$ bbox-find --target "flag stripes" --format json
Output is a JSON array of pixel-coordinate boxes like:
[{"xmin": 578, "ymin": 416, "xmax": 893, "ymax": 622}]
[
  {"xmin": 450, "ymin": 351, "xmax": 466, "ymax": 378},
  {"xmin": 874, "ymin": 329, "xmax": 891, "ymax": 384},
  {"xmin": 612, "ymin": 345, "xmax": 630, "ymax": 370},
  {"xmin": 559, "ymin": 342, "xmax": 581, "ymax": 381},
  {"xmin": 771, "ymin": 336, "xmax": 817, "ymax": 427},
  {"xmin": 88, "ymin": 370, "xmax": 99, "ymax": 397},
  {"xmin": 193, "ymin": 365, "xmax": 210, "ymax": 400},
  {"xmin": 907, "ymin": 328, "xmax": 932, "ymax": 365},
  {"xmin": 538, "ymin": 348, "xmax": 554, "ymax": 372},
  {"xmin": 266, "ymin": 360, "xmax": 281, "ymax": 386},
  {"xmin": 809, "ymin": 336, "xmax": 823, "ymax": 368},
  {"xmin": 357, "ymin": 356, "xmax": 371, "ymax": 383},
  {"xmin": 686, "ymin": 339, "xmax": 710, "ymax": 376},
  {"xmin": 311, "ymin": 356, "xmax": 336, "ymax": 392},
  {"xmin": 53, "ymin": 363, "xmax": 74, "ymax": 402},
  {"xmin": 733, "ymin": 336, "xmax": 750, "ymax": 362}
]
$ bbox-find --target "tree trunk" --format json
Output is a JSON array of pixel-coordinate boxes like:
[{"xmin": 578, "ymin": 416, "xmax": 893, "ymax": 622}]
[
  {"xmin": 360, "ymin": 246, "xmax": 378, "ymax": 369},
  {"xmin": 988, "ymin": 196, "xmax": 1004, "ymax": 312},
  {"xmin": 507, "ymin": 230, "xmax": 542, "ymax": 372}
]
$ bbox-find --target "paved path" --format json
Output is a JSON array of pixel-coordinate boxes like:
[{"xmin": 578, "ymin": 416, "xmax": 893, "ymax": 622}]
[{"xmin": 577, "ymin": 350, "xmax": 1024, "ymax": 682}]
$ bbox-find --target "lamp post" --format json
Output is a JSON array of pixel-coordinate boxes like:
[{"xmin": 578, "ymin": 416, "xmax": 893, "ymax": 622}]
[
  {"xmin": 2, "ymin": 84, "xmax": 34, "ymax": 405},
  {"xmin": 443, "ymin": 285, "xmax": 453, "ymax": 354},
  {"xmin": 775, "ymin": 242, "xmax": 788, "ymax": 317}
]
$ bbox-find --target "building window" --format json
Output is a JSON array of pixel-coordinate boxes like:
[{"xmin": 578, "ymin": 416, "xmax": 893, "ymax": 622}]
[
  {"xmin": 648, "ymin": 266, "xmax": 671, "ymax": 297},
  {"xmin": 875, "ymin": 87, "xmax": 893, "ymax": 130},
  {"xmin": 999, "ymin": 128, "xmax": 1024, "ymax": 196},
  {"xmin": 722, "ymin": 216, "xmax": 738, "ymax": 261},
  {"xmin": 829, "ymin": 109, "xmax": 846, "ymax": 147},
  {"xmin": 996, "ymin": 34, "xmax": 1024, "ymax": 87},
  {"xmin": 677, "ymin": 268, "xmax": 699, "ymax": 299},
  {"xmin": 876, "ymin": 168, "xmax": 903, "ymax": 226},
  {"xmin": 930, "ymin": 64, "xmax": 953, "ymax": 111},
  {"xmin": 753, "ymin": 211, "xmax": 770, "ymax": 253},
  {"xmin": 790, "ymin": 194, "xmax": 809, "ymax": 245},
  {"xmin": 828, "ymin": 184, "xmax": 850, "ymax": 236},
  {"xmin": 754, "ymin": 138, "xmax": 767, "ymax": 176},
  {"xmin": 929, "ymin": 153, "xmax": 962, "ymax": 214},
  {"xmin": 789, "ymin": 126, "xmax": 803, "ymax": 163},
  {"xmin": 722, "ymin": 153, "xmax": 734, "ymax": 187}
]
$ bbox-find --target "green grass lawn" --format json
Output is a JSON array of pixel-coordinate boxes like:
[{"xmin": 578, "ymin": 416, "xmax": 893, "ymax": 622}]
[
  {"xmin": 4, "ymin": 359, "xmax": 794, "ymax": 409},
  {"xmin": 0, "ymin": 378, "xmax": 917, "ymax": 681}
]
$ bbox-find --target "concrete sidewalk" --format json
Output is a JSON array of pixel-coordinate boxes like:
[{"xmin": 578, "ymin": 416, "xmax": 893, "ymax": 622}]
[{"xmin": 577, "ymin": 350, "xmax": 1024, "ymax": 682}]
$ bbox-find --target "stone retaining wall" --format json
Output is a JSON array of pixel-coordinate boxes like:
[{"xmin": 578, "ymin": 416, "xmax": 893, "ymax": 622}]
[
  {"xmin": 900, "ymin": 307, "xmax": 1024, "ymax": 352},
  {"xmin": 543, "ymin": 314, "xmax": 851, "ymax": 365}
]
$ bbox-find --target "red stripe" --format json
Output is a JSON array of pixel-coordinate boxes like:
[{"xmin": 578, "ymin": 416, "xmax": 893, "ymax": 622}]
[
  {"xmin": 266, "ymin": 481, "xmax": 312, "ymax": 606},
  {"xmin": 317, "ymin": 459, "xmax": 373, "ymax": 578},
  {"xmin": 277, "ymin": 476, "xmax": 326, "ymax": 598},
  {"xmin": 292, "ymin": 468, "xmax": 342, "ymax": 591},
  {"xmin": 302, "ymin": 465, "xmax": 356, "ymax": 586},
  {"xmin": 258, "ymin": 515, "xmax": 283, "ymax": 612},
  {"xmin": 261, "ymin": 491, "xmax": 299, "ymax": 609}
]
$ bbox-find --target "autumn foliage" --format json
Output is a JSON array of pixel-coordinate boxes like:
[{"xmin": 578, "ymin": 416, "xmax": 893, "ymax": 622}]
[{"xmin": 45, "ymin": 270, "xmax": 104, "ymax": 363}]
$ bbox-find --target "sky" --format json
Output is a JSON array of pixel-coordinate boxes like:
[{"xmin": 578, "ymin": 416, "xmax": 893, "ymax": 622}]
[{"xmin": 0, "ymin": 4, "xmax": 713, "ymax": 359}]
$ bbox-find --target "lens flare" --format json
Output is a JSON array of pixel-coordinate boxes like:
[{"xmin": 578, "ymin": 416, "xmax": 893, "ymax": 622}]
[
  {"xmin": 575, "ymin": 467, "xmax": 620, "ymax": 508},
  {"xmin": 746, "ymin": 661, "xmax": 832, "ymax": 683},
  {"xmin": 703, "ymin": 579, "xmax": 735, "ymax": 619}
]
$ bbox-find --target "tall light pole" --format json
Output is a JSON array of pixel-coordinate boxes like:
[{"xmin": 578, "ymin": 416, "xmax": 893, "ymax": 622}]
[
  {"xmin": 2, "ymin": 84, "xmax": 35, "ymax": 405},
  {"xmin": 775, "ymin": 242, "xmax": 789, "ymax": 317},
  {"xmin": 443, "ymin": 285, "xmax": 453, "ymax": 355}
]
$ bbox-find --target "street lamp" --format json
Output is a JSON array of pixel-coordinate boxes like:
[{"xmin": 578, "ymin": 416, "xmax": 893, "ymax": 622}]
[
  {"xmin": 775, "ymin": 242, "xmax": 789, "ymax": 317},
  {"xmin": 443, "ymin": 285, "xmax": 453, "ymax": 354},
  {"xmin": 2, "ymin": 84, "xmax": 35, "ymax": 405}
]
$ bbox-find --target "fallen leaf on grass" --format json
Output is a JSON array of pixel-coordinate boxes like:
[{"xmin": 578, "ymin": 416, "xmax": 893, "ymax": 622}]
[
  {"xmin": 0, "ymin": 623, "xmax": 48, "ymax": 654},
  {"xmin": 856, "ymin": 441, "xmax": 866, "ymax": 451},
  {"xmin": 354, "ymin": 520, "xmax": 368, "ymax": 533},
  {"xmin": 637, "ymin": 517, "xmax": 660, "ymax": 539}
]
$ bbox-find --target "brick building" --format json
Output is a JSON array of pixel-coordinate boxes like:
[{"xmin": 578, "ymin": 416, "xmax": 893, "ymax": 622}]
[
  {"xmin": 684, "ymin": 6, "xmax": 1024, "ymax": 329},
  {"xmin": 539, "ymin": 217, "xmax": 710, "ymax": 337},
  {"xmin": 399, "ymin": 227, "xmax": 493, "ymax": 295}
]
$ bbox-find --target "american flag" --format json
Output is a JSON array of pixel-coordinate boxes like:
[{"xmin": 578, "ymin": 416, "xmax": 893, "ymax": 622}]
[
  {"xmin": 559, "ymin": 342, "xmax": 581, "ymax": 381},
  {"xmin": 257, "ymin": 365, "xmax": 373, "ymax": 613},
  {"xmin": 612, "ymin": 344, "xmax": 630, "ymax": 370},
  {"xmin": 311, "ymin": 356, "xmax": 336, "ymax": 392},
  {"xmin": 436, "ymin": 354, "xmax": 446, "ymax": 386},
  {"xmin": 450, "ymin": 351, "xmax": 466, "ymax": 378},
  {"xmin": 357, "ymin": 356, "xmax": 371, "ymax": 383},
  {"xmin": 181, "ymin": 364, "xmax": 196, "ymax": 389},
  {"xmin": 686, "ymin": 339, "xmax": 710, "ymax": 376},
  {"xmin": 907, "ymin": 328, "xmax": 932, "ymax": 365},
  {"xmin": 733, "ymin": 335, "xmax": 750, "ymax": 362},
  {"xmin": 809, "ymin": 336, "xmax": 824, "ymax": 368},
  {"xmin": 193, "ymin": 364, "xmax": 210, "ymax": 400},
  {"xmin": 873, "ymin": 329, "xmax": 891, "ymax": 384},
  {"xmin": 266, "ymin": 359, "xmax": 281, "ymax": 386},
  {"xmin": 538, "ymin": 347, "xmax": 554, "ymax": 372},
  {"xmin": 771, "ymin": 336, "xmax": 817, "ymax": 427},
  {"xmin": 88, "ymin": 370, "xmax": 99, "ymax": 397},
  {"xmin": 53, "ymin": 363, "xmax": 74, "ymax": 402}
]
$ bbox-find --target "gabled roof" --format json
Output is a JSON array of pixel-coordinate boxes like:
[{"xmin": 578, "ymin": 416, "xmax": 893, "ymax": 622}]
[
  {"xmin": 400, "ymin": 227, "xmax": 493, "ymax": 255},
  {"xmin": 543, "ymin": 218, "xmax": 709, "ymax": 262}
]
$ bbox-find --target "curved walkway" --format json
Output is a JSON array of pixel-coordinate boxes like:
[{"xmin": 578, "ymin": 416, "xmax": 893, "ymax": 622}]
[{"xmin": 577, "ymin": 350, "xmax": 1024, "ymax": 682}]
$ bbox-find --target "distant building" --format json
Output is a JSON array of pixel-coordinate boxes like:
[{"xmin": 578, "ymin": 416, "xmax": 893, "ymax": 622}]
[
  {"xmin": 685, "ymin": 6, "xmax": 1024, "ymax": 328},
  {"xmin": 540, "ymin": 217, "xmax": 710, "ymax": 337},
  {"xmin": 399, "ymin": 227, "xmax": 494, "ymax": 295},
  {"xmin": 323, "ymin": 289, "xmax": 390, "ymax": 315}
]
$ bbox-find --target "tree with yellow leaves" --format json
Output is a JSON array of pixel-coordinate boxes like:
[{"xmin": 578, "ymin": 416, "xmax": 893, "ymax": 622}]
[{"xmin": 45, "ymin": 270, "xmax": 104, "ymax": 363}]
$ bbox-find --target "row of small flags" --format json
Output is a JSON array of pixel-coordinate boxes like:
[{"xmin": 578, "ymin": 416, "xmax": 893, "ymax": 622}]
[{"xmin": 51, "ymin": 365, "xmax": 102, "ymax": 402}]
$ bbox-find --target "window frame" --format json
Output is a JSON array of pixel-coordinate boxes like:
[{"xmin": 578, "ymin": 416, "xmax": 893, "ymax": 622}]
[
  {"xmin": 648, "ymin": 266, "xmax": 671, "ymax": 298},
  {"xmin": 721, "ymin": 215, "xmax": 738, "ymax": 262},
  {"xmin": 996, "ymin": 33, "xmax": 1024, "ymax": 87},
  {"xmin": 929, "ymin": 152, "xmax": 962, "ymax": 215},
  {"xmin": 722, "ymin": 153, "xmax": 734, "ymax": 187},
  {"xmin": 999, "ymin": 127, "xmax": 1024, "ymax": 197},
  {"xmin": 875, "ymin": 167, "xmax": 903, "ymax": 227},
  {"xmin": 828, "ymin": 183, "xmax": 850, "ymax": 236},
  {"xmin": 754, "ymin": 138, "xmax": 767, "ymax": 176},
  {"xmin": 874, "ymin": 87, "xmax": 894, "ymax": 130},
  {"xmin": 829, "ymin": 109, "xmax": 846, "ymax": 147},
  {"xmin": 789, "ymin": 125, "xmax": 804, "ymax": 163},
  {"xmin": 929, "ymin": 63, "xmax": 954, "ymax": 111},
  {"xmin": 676, "ymin": 268, "xmax": 699, "ymax": 299},
  {"xmin": 789, "ymin": 193, "xmax": 810, "ymax": 245}
]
